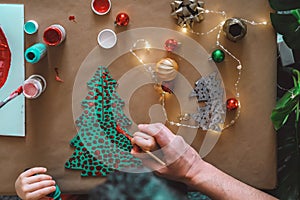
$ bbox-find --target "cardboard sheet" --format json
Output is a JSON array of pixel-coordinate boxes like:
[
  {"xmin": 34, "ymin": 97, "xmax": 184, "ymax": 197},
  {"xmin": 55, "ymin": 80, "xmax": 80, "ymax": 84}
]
[
  {"xmin": 0, "ymin": 4, "xmax": 25, "ymax": 137},
  {"xmin": 0, "ymin": 0, "xmax": 277, "ymax": 194}
]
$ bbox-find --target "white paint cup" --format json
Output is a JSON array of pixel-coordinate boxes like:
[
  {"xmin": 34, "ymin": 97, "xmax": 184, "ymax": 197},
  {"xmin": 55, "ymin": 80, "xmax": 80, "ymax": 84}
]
[
  {"xmin": 97, "ymin": 29, "xmax": 117, "ymax": 49},
  {"xmin": 24, "ymin": 20, "xmax": 39, "ymax": 34}
]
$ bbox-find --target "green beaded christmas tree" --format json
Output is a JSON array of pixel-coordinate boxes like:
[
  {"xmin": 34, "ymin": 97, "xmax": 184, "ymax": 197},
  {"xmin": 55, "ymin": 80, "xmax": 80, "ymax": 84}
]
[{"xmin": 65, "ymin": 66, "xmax": 142, "ymax": 176}]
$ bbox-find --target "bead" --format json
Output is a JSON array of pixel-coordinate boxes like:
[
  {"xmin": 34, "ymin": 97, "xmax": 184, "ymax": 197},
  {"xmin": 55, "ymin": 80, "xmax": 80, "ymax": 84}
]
[{"xmin": 211, "ymin": 49, "xmax": 225, "ymax": 63}]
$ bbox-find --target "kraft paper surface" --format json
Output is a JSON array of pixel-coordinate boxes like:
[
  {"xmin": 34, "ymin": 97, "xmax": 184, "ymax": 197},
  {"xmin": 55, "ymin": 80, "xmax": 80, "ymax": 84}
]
[{"xmin": 0, "ymin": 0, "xmax": 277, "ymax": 194}]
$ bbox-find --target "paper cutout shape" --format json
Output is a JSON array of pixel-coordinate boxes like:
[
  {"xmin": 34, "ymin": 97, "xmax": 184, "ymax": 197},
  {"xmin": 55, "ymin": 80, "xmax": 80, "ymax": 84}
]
[
  {"xmin": 65, "ymin": 66, "xmax": 142, "ymax": 176},
  {"xmin": 190, "ymin": 71, "xmax": 225, "ymax": 132}
]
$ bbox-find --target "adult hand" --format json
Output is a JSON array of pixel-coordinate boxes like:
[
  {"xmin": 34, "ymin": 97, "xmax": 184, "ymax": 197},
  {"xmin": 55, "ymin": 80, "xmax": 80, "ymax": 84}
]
[
  {"xmin": 132, "ymin": 124, "xmax": 278, "ymax": 200},
  {"xmin": 15, "ymin": 167, "xmax": 56, "ymax": 200},
  {"xmin": 131, "ymin": 123, "xmax": 205, "ymax": 185}
]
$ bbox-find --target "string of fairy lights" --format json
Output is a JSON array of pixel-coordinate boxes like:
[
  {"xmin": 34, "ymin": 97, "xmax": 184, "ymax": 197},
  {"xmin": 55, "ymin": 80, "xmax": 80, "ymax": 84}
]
[
  {"xmin": 130, "ymin": 39, "xmax": 201, "ymax": 129},
  {"xmin": 129, "ymin": 6, "xmax": 268, "ymax": 132}
]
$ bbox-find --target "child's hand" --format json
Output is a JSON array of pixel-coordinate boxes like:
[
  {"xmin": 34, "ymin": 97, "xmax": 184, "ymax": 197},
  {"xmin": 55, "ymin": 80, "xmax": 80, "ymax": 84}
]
[{"xmin": 15, "ymin": 167, "xmax": 56, "ymax": 200}]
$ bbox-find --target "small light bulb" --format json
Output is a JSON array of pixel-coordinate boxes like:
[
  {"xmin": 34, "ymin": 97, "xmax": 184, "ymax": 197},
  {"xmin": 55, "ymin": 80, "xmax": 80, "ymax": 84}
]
[{"xmin": 182, "ymin": 27, "xmax": 187, "ymax": 33}]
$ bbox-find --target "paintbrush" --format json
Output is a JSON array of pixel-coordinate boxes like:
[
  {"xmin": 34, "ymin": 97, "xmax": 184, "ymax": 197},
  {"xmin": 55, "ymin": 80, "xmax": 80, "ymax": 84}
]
[
  {"xmin": 116, "ymin": 125, "xmax": 166, "ymax": 166},
  {"xmin": 143, "ymin": 150, "xmax": 166, "ymax": 166},
  {"xmin": 0, "ymin": 86, "xmax": 23, "ymax": 109}
]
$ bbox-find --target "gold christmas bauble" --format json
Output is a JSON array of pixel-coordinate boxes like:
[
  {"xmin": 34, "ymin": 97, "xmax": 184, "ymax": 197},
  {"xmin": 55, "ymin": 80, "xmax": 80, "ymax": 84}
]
[{"xmin": 155, "ymin": 58, "xmax": 179, "ymax": 81}]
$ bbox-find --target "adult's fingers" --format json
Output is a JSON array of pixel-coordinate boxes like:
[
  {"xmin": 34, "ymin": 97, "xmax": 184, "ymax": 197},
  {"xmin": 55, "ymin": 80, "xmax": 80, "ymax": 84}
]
[
  {"xmin": 131, "ymin": 149, "xmax": 151, "ymax": 159},
  {"xmin": 132, "ymin": 132, "xmax": 158, "ymax": 151},
  {"xmin": 138, "ymin": 123, "xmax": 176, "ymax": 147},
  {"xmin": 133, "ymin": 131, "xmax": 154, "ymax": 140}
]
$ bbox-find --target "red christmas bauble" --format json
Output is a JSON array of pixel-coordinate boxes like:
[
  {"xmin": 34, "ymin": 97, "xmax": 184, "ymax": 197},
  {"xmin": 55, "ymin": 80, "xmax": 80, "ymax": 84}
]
[
  {"xmin": 164, "ymin": 39, "xmax": 178, "ymax": 52},
  {"xmin": 226, "ymin": 98, "xmax": 239, "ymax": 110},
  {"xmin": 115, "ymin": 13, "xmax": 130, "ymax": 26}
]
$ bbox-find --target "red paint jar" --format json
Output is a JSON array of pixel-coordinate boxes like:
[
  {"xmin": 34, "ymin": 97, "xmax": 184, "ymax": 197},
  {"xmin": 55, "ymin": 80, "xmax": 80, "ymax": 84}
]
[
  {"xmin": 23, "ymin": 75, "xmax": 47, "ymax": 99},
  {"xmin": 43, "ymin": 24, "xmax": 66, "ymax": 46},
  {"xmin": 91, "ymin": 0, "xmax": 111, "ymax": 15}
]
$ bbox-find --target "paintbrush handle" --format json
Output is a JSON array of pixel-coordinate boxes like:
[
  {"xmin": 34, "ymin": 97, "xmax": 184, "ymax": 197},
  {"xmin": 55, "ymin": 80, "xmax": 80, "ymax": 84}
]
[
  {"xmin": 116, "ymin": 125, "xmax": 166, "ymax": 166},
  {"xmin": 0, "ymin": 96, "xmax": 10, "ymax": 109},
  {"xmin": 0, "ymin": 101, "xmax": 5, "ymax": 109},
  {"xmin": 0, "ymin": 91, "xmax": 21, "ymax": 109},
  {"xmin": 144, "ymin": 150, "xmax": 166, "ymax": 166}
]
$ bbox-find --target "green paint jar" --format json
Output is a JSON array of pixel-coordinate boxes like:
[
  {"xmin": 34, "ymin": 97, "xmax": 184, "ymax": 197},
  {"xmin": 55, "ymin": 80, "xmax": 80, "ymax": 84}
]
[
  {"xmin": 25, "ymin": 43, "xmax": 47, "ymax": 64},
  {"xmin": 47, "ymin": 183, "xmax": 62, "ymax": 200}
]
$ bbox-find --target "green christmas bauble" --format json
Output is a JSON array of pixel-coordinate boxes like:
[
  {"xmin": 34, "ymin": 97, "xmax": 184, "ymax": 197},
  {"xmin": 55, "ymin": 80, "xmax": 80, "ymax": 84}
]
[{"xmin": 211, "ymin": 49, "xmax": 225, "ymax": 63}]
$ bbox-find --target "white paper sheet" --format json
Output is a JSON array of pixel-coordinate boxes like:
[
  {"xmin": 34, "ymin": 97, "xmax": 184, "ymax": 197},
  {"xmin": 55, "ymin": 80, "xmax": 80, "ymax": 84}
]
[{"xmin": 0, "ymin": 4, "xmax": 25, "ymax": 137}]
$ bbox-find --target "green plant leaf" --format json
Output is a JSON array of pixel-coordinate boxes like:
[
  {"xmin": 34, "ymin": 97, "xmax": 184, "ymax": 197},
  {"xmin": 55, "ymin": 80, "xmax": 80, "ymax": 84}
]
[
  {"xmin": 270, "ymin": 13, "xmax": 299, "ymax": 35},
  {"xmin": 271, "ymin": 95, "xmax": 298, "ymax": 130},
  {"xmin": 270, "ymin": 13, "xmax": 300, "ymax": 49},
  {"xmin": 269, "ymin": 0, "xmax": 300, "ymax": 11},
  {"xmin": 271, "ymin": 69, "xmax": 300, "ymax": 130},
  {"xmin": 283, "ymin": 32, "xmax": 300, "ymax": 50}
]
